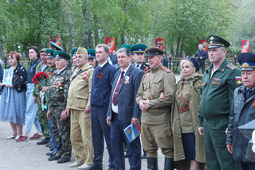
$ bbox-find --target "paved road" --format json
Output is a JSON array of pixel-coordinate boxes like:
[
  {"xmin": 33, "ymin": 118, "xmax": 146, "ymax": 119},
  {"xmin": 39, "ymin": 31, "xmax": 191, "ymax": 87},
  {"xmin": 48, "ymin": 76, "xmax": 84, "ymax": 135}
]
[{"xmin": 0, "ymin": 75, "xmax": 181, "ymax": 170}]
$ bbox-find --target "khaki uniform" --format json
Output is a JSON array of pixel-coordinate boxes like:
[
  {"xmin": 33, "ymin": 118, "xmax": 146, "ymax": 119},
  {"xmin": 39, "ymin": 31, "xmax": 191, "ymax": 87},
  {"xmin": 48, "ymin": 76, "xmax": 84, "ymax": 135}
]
[
  {"xmin": 171, "ymin": 73, "xmax": 206, "ymax": 164},
  {"xmin": 67, "ymin": 63, "xmax": 94, "ymax": 165},
  {"xmin": 136, "ymin": 64, "xmax": 176, "ymax": 158}
]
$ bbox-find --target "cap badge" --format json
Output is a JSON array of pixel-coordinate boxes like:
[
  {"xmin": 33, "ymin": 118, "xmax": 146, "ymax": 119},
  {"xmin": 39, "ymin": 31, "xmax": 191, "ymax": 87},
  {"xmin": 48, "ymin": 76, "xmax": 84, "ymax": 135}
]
[
  {"xmin": 56, "ymin": 54, "xmax": 59, "ymax": 57},
  {"xmin": 242, "ymin": 62, "xmax": 250, "ymax": 67},
  {"xmin": 48, "ymin": 53, "xmax": 51, "ymax": 55}
]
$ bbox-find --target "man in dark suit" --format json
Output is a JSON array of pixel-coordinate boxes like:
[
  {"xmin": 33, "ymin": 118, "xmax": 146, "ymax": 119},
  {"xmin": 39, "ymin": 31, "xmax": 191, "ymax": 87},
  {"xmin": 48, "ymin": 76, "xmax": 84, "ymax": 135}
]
[
  {"xmin": 194, "ymin": 44, "xmax": 208, "ymax": 73},
  {"xmin": 106, "ymin": 47, "xmax": 144, "ymax": 170},
  {"xmin": 89, "ymin": 44, "xmax": 117, "ymax": 170},
  {"xmin": 131, "ymin": 44, "xmax": 150, "ymax": 72}
]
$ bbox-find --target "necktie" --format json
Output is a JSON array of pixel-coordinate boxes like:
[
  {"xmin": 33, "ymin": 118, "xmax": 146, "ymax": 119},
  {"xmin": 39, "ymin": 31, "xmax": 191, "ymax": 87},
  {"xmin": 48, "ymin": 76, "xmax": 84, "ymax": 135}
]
[
  {"xmin": 95, "ymin": 66, "xmax": 101, "ymax": 78},
  {"xmin": 112, "ymin": 71, "xmax": 125, "ymax": 106}
]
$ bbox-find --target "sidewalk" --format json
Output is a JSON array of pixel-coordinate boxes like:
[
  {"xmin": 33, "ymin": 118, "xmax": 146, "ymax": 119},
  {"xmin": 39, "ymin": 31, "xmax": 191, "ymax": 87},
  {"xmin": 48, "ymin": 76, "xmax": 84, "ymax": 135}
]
[{"xmin": 0, "ymin": 120, "xmax": 165, "ymax": 170}]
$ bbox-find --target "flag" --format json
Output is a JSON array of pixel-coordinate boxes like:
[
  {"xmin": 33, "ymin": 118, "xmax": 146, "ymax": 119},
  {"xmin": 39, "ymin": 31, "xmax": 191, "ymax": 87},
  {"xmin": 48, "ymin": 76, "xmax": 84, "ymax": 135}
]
[
  {"xmin": 49, "ymin": 36, "xmax": 61, "ymax": 48},
  {"xmin": 155, "ymin": 38, "xmax": 164, "ymax": 49},
  {"xmin": 241, "ymin": 40, "xmax": 249, "ymax": 53},
  {"xmin": 200, "ymin": 39, "xmax": 208, "ymax": 52},
  {"xmin": 105, "ymin": 37, "xmax": 115, "ymax": 53}
]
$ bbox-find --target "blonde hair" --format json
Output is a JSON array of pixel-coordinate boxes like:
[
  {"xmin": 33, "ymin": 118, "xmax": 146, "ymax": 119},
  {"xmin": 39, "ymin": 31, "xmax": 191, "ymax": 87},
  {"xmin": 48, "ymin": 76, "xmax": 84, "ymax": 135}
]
[{"xmin": 180, "ymin": 59, "xmax": 196, "ymax": 77}]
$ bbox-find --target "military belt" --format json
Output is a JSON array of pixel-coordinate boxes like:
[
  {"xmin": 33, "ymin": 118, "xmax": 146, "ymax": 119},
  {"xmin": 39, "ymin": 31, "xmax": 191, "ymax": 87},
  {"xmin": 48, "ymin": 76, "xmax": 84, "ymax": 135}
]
[{"xmin": 178, "ymin": 106, "xmax": 189, "ymax": 113}]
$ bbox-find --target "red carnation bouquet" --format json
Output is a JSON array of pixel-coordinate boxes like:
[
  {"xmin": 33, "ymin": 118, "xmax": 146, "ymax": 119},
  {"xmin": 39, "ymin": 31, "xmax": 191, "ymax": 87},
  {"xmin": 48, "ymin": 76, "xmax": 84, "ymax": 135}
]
[{"xmin": 32, "ymin": 72, "xmax": 48, "ymax": 85}]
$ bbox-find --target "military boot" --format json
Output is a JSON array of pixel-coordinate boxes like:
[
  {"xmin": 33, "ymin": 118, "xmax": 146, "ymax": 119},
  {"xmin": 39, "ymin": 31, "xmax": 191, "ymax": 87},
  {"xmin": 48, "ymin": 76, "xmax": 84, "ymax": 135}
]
[
  {"xmin": 147, "ymin": 157, "xmax": 158, "ymax": 170},
  {"xmin": 164, "ymin": 157, "xmax": 174, "ymax": 170}
]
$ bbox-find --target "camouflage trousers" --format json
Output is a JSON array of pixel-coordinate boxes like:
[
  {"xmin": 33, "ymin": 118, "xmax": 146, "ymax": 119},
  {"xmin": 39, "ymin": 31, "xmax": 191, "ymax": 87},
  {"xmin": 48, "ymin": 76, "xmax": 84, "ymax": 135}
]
[
  {"xmin": 49, "ymin": 105, "xmax": 72, "ymax": 158},
  {"xmin": 37, "ymin": 98, "xmax": 50, "ymax": 138}
]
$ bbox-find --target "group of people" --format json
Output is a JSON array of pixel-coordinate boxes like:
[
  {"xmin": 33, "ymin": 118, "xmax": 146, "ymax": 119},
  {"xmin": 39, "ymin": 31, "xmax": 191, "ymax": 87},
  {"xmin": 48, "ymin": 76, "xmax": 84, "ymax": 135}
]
[{"xmin": 0, "ymin": 34, "xmax": 254, "ymax": 170}]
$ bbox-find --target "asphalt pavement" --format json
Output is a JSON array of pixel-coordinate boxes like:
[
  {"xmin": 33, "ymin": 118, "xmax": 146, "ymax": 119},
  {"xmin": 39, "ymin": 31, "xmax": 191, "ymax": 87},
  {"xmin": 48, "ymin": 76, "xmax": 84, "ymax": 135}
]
[{"xmin": 0, "ymin": 75, "xmax": 181, "ymax": 170}]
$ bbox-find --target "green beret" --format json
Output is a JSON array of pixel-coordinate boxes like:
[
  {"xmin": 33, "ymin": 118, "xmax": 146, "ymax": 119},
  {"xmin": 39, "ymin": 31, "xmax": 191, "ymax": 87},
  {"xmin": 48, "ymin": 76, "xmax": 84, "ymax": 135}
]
[
  {"xmin": 53, "ymin": 50, "xmax": 70, "ymax": 60},
  {"xmin": 120, "ymin": 44, "xmax": 132, "ymax": 50},
  {"xmin": 45, "ymin": 49, "xmax": 55, "ymax": 58},
  {"xmin": 131, "ymin": 44, "xmax": 147, "ymax": 53},
  {"xmin": 71, "ymin": 48, "xmax": 78, "ymax": 56},
  {"xmin": 87, "ymin": 49, "xmax": 95, "ymax": 59},
  {"xmin": 206, "ymin": 34, "xmax": 230, "ymax": 48},
  {"xmin": 50, "ymin": 41, "xmax": 64, "ymax": 51},
  {"xmin": 145, "ymin": 47, "xmax": 165, "ymax": 56}
]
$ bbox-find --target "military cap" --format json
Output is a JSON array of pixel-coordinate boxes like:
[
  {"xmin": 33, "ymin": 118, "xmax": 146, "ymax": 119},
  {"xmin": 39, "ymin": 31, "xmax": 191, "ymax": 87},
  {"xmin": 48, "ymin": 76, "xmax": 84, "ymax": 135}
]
[
  {"xmin": 185, "ymin": 56, "xmax": 200, "ymax": 72},
  {"xmin": 237, "ymin": 52, "xmax": 255, "ymax": 71},
  {"xmin": 53, "ymin": 50, "xmax": 70, "ymax": 60},
  {"xmin": 120, "ymin": 44, "xmax": 132, "ymax": 50},
  {"xmin": 40, "ymin": 48, "xmax": 47, "ymax": 53},
  {"xmin": 50, "ymin": 41, "xmax": 64, "ymax": 51},
  {"xmin": 145, "ymin": 47, "xmax": 165, "ymax": 56},
  {"xmin": 87, "ymin": 49, "xmax": 95, "ymax": 59},
  {"xmin": 71, "ymin": 48, "xmax": 78, "ymax": 56},
  {"xmin": 206, "ymin": 34, "xmax": 230, "ymax": 48},
  {"xmin": 131, "ymin": 44, "xmax": 147, "ymax": 53},
  {"xmin": 76, "ymin": 47, "xmax": 88, "ymax": 55},
  {"xmin": 45, "ymin": 49, "xmax": 55, "ymax": 58}
]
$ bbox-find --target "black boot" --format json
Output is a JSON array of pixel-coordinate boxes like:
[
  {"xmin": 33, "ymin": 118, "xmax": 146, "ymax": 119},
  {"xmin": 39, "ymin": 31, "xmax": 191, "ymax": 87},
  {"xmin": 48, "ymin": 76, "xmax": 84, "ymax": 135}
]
[
  {"xmin": 164, "ymin": 158, "xmax": 174, "ymax": 170},
  {"xmin": 147, "ymin": 157, "xmax": 158, "ymax": 170}
]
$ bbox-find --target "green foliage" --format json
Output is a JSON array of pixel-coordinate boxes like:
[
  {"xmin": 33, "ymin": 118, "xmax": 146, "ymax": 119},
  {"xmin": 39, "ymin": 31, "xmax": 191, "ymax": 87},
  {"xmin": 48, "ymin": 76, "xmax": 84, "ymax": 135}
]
[{"xmin": 0, "ymin": 0, "xmax": 253, "ymax": 58}]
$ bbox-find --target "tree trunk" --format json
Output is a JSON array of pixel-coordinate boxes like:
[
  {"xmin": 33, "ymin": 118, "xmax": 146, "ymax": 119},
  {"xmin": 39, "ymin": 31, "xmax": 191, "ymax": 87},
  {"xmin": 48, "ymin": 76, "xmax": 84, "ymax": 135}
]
[
  {"xmin": 176, "ymin": 33, "xmax": 181, "ymax": 57},
  {"xmin": 180, "ymin": 34, "xmax": 186, "ymax": 58},
  {"xmin": 82, "ymin": 4, "xmax": 89, "ymax": 47}
]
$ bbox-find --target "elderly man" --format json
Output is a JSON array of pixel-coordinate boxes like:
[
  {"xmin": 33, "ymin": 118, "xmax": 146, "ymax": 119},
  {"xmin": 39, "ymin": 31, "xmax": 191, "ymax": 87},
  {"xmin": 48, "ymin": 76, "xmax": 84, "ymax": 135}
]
[
  {"xmin": 136, "ymin": 47, "xmax": 176, "ymax": 170},
  {"xmin": 195, "ymin": 44, "xmax": 208, "ymax": 73},
  {"xmin": 226, "ymin": 52, "xmax": 255, "ymax": 170},
  {"xmin": 198, "ymin": 35, "xmax": 241, "ymax": 170},
  {"xmin": 107, "ymin": 47, "xmax": 144, "ymax": 170},
  {"xmin": 46, "ymin": 51, "xmax": 72, "ymax": 163},
  {"xmin": 66, "ymin": 47, "xmax": 94, "ymax": 169},
  {"xmin": 89, "ymin": 44, "xmax": 116, "ymax": 170}
]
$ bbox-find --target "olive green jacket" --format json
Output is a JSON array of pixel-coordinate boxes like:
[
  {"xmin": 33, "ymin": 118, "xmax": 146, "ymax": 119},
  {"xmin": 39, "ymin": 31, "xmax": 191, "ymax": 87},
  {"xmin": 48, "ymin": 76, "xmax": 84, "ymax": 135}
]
[{"xmin": 171, "ymin": 73, "xmax": 206, "ymax": 163}]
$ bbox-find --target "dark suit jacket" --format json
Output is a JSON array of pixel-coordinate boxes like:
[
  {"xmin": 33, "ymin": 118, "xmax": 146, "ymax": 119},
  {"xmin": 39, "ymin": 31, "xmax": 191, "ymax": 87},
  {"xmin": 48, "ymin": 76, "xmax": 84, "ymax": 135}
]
[
  {"xmin": 91, "ymin": 62, "xmax": 117, "ymax": 107},
  {"xmin": 140, "ymin": 62, "xmax": 150, "ymax": 72},
  {"xmin": 107, "ymin": 65, "xmax": 144, "ymax": 124},
  {"xmin": 195, "ymin": 49, "xmax": 208, "ymax": 63}
]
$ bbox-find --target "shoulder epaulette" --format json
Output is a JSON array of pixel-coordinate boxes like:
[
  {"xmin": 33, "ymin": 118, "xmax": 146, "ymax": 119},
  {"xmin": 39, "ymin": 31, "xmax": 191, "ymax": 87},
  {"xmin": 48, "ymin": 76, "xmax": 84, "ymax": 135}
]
[
  {"xmin": 160, "ymin": 66, "xmax": 172, "ymax": 73},
  {"xmin": 226, "ymin": 64, "xmax": 236, "ymax": 70}
]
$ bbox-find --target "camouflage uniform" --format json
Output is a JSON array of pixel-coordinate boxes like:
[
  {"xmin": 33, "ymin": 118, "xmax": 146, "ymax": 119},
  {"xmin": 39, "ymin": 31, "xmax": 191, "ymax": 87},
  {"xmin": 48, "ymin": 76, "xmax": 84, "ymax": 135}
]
[
  {"xmin": 47, "ymin": 67, "xmax": 72, "ymax": 158},
  {"xmin": 33, "ymin": 62, "xmax": 50, "ymax": 139}
]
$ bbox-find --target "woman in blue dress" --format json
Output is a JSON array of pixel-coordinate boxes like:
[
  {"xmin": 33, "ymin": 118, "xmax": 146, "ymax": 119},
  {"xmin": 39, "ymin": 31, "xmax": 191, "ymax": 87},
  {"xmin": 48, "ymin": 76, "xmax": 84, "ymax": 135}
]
[{"xmin": 0, "ymin": 51, "xmax": 27, "ymax": 140}]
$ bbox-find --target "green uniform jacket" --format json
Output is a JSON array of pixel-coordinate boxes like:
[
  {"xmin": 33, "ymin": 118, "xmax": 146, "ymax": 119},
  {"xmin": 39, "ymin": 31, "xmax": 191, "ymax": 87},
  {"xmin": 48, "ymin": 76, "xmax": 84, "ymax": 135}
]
[
  {"xmin": 136, "ymin": 64, "xmax": 176, "ymax": 125},
  {"xmin": 198, "ymin": 59, "xmax": 241, "ymax": 127},
  {"xmin": 171, "ymin": 73, "xmax": 206, "ymax": 163},
  {"xmin": 47, "ymin": 67, "xmax": 72, "ymax": 108},
  {"xmin": 32, "ymin": 62, "xmax": 50, "ymax": 98}
]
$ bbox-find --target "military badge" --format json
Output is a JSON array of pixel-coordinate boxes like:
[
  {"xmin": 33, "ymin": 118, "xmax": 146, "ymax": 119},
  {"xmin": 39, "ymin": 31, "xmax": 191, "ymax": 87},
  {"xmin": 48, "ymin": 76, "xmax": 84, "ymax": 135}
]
[
  {"xmin": 83, "ymin": 72, "xmax": 88, "ymax": 81},
  {"xmin": 124, "ymin": 76, "xmax": 130, "ymax": 84},
  {"xmin": 235, "ymin": 76, "xmax": 242, "ymax": 85}
]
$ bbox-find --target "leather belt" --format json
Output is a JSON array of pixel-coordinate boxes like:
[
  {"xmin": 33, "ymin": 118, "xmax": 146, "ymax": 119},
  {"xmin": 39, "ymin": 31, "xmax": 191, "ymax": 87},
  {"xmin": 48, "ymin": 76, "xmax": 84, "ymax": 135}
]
[{"xmin": 179, "ymin": 106, "xmax": 190, "ymax": 113}]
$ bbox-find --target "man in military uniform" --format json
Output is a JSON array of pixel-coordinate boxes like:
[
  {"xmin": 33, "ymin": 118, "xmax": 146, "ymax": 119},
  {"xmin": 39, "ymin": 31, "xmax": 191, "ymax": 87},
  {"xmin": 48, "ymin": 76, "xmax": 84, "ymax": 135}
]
[
  {"xmin": 227, "ymin": 52, "xmax": 255, "ymax": 170},
  {"xmin": 156, "ymin": 41, "xmax": 168, "ymax": 67},
  {"xmin": 89, "ymin": 44, "xmax": 116, "ymax": 170},
  {"xmin": 46, "ymin": 51, "xmax": 72, "ymax": 163},
  {"xmin": 65, "ymin": 47, "xmax": 94, "ymax": 169},
  {"xmin": 136, "ymin": 47, "xmax": 176, "ymax": 170},
  {"xmin": 32, "ymin": 48, "xmax": 51, "ymax": 145},
  {"xmin": 131, "ymin": 44, "xmax": 150, "ymax": 72},
  {"xmin": 41, "ymin": 49, "xmax": 58, "ymax": 157},
  {"xmin": 198, "ymin": 35, "xmax": 241, "ymax": 170},
  {"xmin": 88, "ymin": 49, "xmax": 97, "ymax": 67}
]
